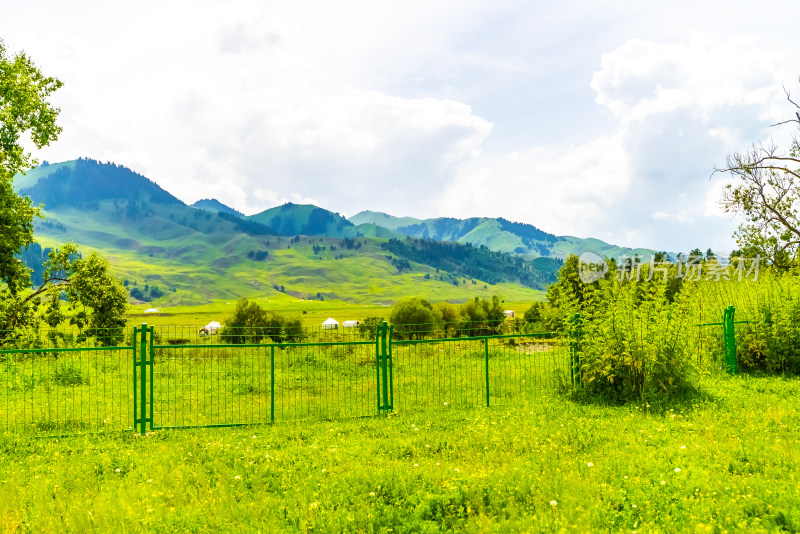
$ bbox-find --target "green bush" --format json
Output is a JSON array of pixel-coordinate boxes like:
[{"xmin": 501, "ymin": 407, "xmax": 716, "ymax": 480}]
[
  {"xmin": 576, "ymin": 277, "xmax": 698, "ymax": 402},
  {"xmin": 390, "ymin": 298, "xmax": 435, "ymax": 340},
  {"xmin": 221, "ymin": 298, "xmax": 304, "ymax": 344}
]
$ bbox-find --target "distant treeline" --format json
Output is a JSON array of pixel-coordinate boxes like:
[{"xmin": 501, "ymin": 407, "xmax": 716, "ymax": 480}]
[{"xmin": 380, "ymin": 237, "xmax": 558, "ymax": 290}]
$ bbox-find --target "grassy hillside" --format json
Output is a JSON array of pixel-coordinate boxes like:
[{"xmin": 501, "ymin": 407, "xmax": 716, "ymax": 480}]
[
  {"xmin": 247, "ymin": 203, "xmax": 356, "ymax": 237},
  {"xmin": 349, "ymin": 210, "xmax": 423, "ymax": 229},
  {"xmin": 30, "ymin": 201, "xmax": 544, "ymax": 308},
  {"xmin": 190, "ymin": 198, "xmax": 244, "ymax": 217},
  {"xmin": 349, "ymin": 210, "xmax": 657, "ymax": 260}
]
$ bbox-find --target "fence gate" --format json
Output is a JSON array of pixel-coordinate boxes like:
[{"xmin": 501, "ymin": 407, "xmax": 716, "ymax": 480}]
[
  {"xmin": 132, "ymin": 323, "xmax": 154, "ymax": 433},
  {"xmin": 376, "ymin": 321, "xmax": 393, "ymax": 412}
]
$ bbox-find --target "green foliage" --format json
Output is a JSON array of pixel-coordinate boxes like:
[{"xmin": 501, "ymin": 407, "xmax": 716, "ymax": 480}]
[
  {"xmin": 432, "ymin": 302, "xmax": 460, "ymax": 336},
  {"xmin": 576, "ymin": 277, "xmax": 697, "ymax": 402},
  {"xmin": 0, "ymin": 43, "xmax": 127, "ymax": 347},
  {"xmin": 63, "ymin": 248, "xmax": 129, "ymax": 345},
  {"xmin": 0, "ymin": 41, "xmax": 62, "ymax": 295},
  {"xmin": 0, "ymin": 40, "xmax": 63, "ymax": 180},
  {"xmin": 716, "ymin": 92, "xmax": 800, "ymax": 267},
  {"xmin": 357, "ymin": 316, "xmax": 384, "ymax": 339},
  {"xmin": 458, "ymin": 295, "xmax": 505, "ymax": 336},
  {"xmin": 381, "ymin": 237, "xmax": 555, "ymax": 289},
  {"xmin": 703, "ymin": 270, "xmax": 800, "ymax": 374},
  {"xmin": 221, "ymin": 298, "xmax": 304, "ymax": 344},
  {"xmin": 389, "ymin": 298, "xmax": 435, "ymax": 339},
  {"xmin": 522, "ymin": 301, "xmax": 560, "ymax": 332}
]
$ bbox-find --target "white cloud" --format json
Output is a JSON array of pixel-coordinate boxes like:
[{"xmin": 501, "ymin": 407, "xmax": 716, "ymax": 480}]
[
  {"xmin": 441, "ymin": 131, "xmax": 631, "ymax": 237},
  {"xmin": 4, "ymin": 2, "xmax": 800, "ymax": 254},
  {"xmin": 591, "ymin": 34, "xmax": 790, "ymax": 125}
]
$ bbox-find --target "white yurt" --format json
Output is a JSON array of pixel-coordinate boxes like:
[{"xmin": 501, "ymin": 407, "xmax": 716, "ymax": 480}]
[
  {"xmin": 200, "ymin": 321, "xmax": 221, "ymax": 335},
  {"xmin": 322, "ymin": 318, "xmax": 339, "ymax": 330},
  {"xmin": 342, "ymin": 320, "xmax": 360, "ymax": 328}
]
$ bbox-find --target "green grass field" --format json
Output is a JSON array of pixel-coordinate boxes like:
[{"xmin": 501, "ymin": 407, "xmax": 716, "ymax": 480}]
[{"xmin": 0, "ymin": 373, "xmax": 797, "ymax": 532}]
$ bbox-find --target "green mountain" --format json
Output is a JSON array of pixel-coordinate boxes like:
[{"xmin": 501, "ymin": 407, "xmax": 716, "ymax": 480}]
[
  {"xmin": 247, "ymin": 203, "xmax": 357, "ymax": 238},
  {"xmin": 349, "ymin": 211, "xmax": 656, "ymax": 261},
  {"xmin": 349, "ymin": 210, "xmax": 423, "ymax": 230},
  {"xmin": 12, "ymin": 159, "xmax": 548, "ymax": 306},
  {"xmin": 17, "ymin": 158, "xmax": 182, "ymax": 209},
  {"xmin": 191, "ymin": 198, "xmax": 244, "ymax": 218}
]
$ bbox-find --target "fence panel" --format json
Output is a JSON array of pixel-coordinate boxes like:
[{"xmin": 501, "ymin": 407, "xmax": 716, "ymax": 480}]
[
  {"xmin": 150, "ymin": 326, "xmax": 380, "ymax": 428},
  {"xmin": 391, "ymin": 333, "xmax": 570, "ymax": 412},
  {"xmin": 0, "ymin": 328, "xmax": 134, "ymax": 434}
]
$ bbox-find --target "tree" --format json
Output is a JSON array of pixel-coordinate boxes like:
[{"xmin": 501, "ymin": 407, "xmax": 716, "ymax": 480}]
[
  {"xmin": 221, "ymin": 298, "xmax": 269, "ymax": 344},
  {"xmin": 221, "ymin": 298, "xmax": 304, "ymax": 344},
  {"xmin": 459, "ymin": 296, "xmax": 505, "ymax": 336},
  {"xmin": 716, "ymin": 81, "xmax": 800, "ymax": 267},
  {"xmin": 0, "ymin": 41, "xmax": 126, "ymax": 345},
  {"xmin": 390, "ymin": 298, "xmax": 435, "ymax": 340}
]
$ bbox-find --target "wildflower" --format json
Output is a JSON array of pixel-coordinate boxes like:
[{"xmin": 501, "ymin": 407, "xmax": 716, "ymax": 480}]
[
  {"xmin": 680, "ymin": 445, "xmax": 686, "ymax": 450},
  {"xmin": 443, "ymin": 402, "xmax": 448, "ymax": 406},
  {"xmin": 587, "ymin": 462, "xmax": 594, "ymax": 467},
  {"xmin": 115, "ymin": 468, "xmax": 121, "ymax": 473},
  {"xmin": 550, "ymin": 500, "xmax": 557, "ymax": 506},
  {"xmin": 235, "ymin": 475, "xmax": 241, "ymax": 480},
  {"xmin": 632, "ymin": 504, "xmax": 637, "ymax": 508},
  {"xmin": 674, "ymin": 468, "xmax": 681, "ymax": 472},
  {"xmin": 369, "ymin": 492, "xmax": 376, "ymax": 497},
  {"xmin": 414, "ymin": 464, "xmax": 418, "ymax": 467},
  {"xmin": 660, "ymin": 481, "xmax": 666, "ymax": 485}
]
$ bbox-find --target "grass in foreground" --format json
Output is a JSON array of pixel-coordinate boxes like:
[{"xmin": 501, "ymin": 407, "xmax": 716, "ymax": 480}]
[{"xmin": 0, "ymin": 375, "xmax": 799, "ymax": 532}]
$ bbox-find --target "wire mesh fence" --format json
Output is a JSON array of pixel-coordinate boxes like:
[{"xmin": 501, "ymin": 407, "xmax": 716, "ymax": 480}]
[
  {"xmin": 2, "ymin": 314, "xmax": 731, "ymax": 435},
  {"xmin": 392, "ymin": 335, "xmax": 570, "ymax": 412},
  {"xmin": 0, "ymin": 327, "xmax": 134, "ymax": 434}
]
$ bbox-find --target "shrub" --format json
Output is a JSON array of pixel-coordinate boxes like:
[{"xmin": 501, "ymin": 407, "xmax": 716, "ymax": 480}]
[
  {"xmin": 576, "ymin": 277, "xmax": 697, "ymax": 402},
  {"xmin": 390, "ymin": 298, "xmax": 435, "ymax": 340}
]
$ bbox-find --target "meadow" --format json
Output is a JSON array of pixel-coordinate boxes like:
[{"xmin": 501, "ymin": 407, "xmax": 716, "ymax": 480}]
[{"xmin": 0, "ymin": 372, "xmax": 797, "ymax": 532}]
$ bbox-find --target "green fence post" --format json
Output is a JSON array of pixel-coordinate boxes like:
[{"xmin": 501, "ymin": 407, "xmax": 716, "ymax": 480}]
[
  {"xmin": 388, "ymin": 324, "xmax": 394, "ymax": 411},
  {"xmin": 148, "ymin": 325, "xmax": 154, "ymax": 431},
  {"xmin": 375, "ymin": 323, "xmax": 382, "ymax": 413},
  {"xmin": 270, "ymin": 345, "xmax": 275, "ymax": 424},
  {"xmin": 484, "ymin": 337, "xmax": 490, "ymax": 407},
  {"xmin": 133, "ymin": 325, "xmax": 139, "ymax": 431},
  {"xmin": 723, "ymin": 305, "xmax": 738, "ymax": 374},
  {"xmin": 138, "ymin": 322, "xmax": 148, "ymax": 434},
  {"xmin": 380, "ymin": 321, "xmax": 390, "ymax": 412},
  {"xmin": 570, "ymin": 313, "xmax": 582, "ymax": 387}
]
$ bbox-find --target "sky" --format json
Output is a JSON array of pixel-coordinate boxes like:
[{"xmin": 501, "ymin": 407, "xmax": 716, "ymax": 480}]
[{"xmin": 3, "ymin": 0, "xmax": 800, "ymax": 254}]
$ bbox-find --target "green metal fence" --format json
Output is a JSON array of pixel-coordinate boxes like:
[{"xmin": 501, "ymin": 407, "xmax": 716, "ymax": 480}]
[
  {"xmin": 0, "ymin": 328, "xmax": 134, "ymax": 434},
  {"xmin": 0, "ymin": 311, "xmax": 742, "ymax": 435},
  {"xmin": 0, "ymin": 321, "xmax": 573, "ymax": 435}
]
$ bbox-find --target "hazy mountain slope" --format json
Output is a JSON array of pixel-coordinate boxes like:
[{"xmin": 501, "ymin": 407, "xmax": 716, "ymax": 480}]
[
  {"xmin": 348, "ymin": 210, "xmax": 654, "ymax": 260},
  {"xmin": 247, "ymin": 203, "xmax": 357, "ymax": 237},
  {"xmin": 191, "ymin": 198, "xmax": 244, "ymax": 218},
  {"xmin": 16, "ymin": 158, "xmax": 182, "ymax": 209},
  {"xmin": 16, "ymin": 160, "xmax": 548, "ymax": 305},
  {"xmin": 349, "ymin": 210, "xmax": 423, "ymax": 230}
]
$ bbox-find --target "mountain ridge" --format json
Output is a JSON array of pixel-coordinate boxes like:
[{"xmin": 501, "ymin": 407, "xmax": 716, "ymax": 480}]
[
  {"xmin": 13, "ymin": 159, "xmax": 554, "ymax": 305},
  {"xmin": 349, "ymin": 210, "xmax": 655, "ymax": 261}
]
